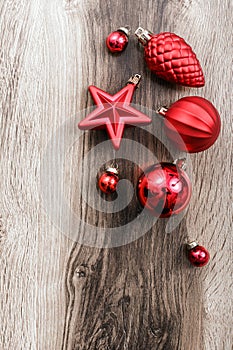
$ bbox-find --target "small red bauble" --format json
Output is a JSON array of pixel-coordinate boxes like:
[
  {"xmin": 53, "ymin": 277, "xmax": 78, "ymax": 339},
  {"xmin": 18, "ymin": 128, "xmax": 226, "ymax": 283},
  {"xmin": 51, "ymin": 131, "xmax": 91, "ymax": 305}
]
[
  {"xmin": 106, "ymin": 27, "xmax": 129, "ymax": 53},
  {"xmin": 187, "ymin": 241, "xmax": 210, "ymax": 267},
  {"xmin": 98, "ymin": 168, "xmax": 119, "ymax": 194},
  {"xmin": 158, "ymin": 96, "xmax": 221, "ymax": 153},
  {"xmin": 135, "ymin": 27, "xmax": 205, "ymax": 87},
  {"xmin": 137, "ymin": 161, "xmax": 192, "ymax": 218}
]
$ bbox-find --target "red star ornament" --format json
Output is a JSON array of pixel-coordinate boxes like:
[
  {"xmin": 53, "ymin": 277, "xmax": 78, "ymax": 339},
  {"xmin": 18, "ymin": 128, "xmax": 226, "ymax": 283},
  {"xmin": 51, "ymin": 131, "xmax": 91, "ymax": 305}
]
[{"xmin": 78, "ymin": 74, "xmax": 151, "ymax": 150}]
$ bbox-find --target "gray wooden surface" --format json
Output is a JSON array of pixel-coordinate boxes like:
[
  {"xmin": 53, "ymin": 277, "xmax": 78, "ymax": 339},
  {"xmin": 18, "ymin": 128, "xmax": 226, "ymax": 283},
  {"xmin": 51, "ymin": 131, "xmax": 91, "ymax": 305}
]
[{"xmin": 0, "ymin": 0, "xmax": 232, "ymax": 349}]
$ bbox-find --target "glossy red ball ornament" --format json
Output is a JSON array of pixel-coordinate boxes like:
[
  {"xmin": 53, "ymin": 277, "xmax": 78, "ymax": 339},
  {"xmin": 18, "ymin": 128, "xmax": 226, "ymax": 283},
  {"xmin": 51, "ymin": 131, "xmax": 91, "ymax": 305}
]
[
  {"xmin": 98, "ymin": 168, "xmax": 119, "ymax": 194},
  {"xmin": 106, "ymin": 27, "xmax": 129, "ymax": 53},
  {"xmin": 135, "ymin": 27, "xmax": 205, "ymax": 87},
  {"xmin": 137, "ymin": 162, "xmax": 192, "ymax": 218},
  {"xmin": 158, "ymin": 96, "xmax": 221, "ymax": 153},
  {"xmin": 187, "ymin": 241, "xmax": 210, "ymax": 267}
]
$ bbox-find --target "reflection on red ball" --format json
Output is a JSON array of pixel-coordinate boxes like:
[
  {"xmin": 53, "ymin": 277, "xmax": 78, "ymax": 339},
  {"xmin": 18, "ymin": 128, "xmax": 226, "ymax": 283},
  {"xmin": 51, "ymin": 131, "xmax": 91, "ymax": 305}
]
[
  {"xmin": 98, "ymin": 171, "xmax": 119, "ymax": 194},
  {"xmin": 188, "ymin": 245, "xmax": 210, "ymax": 267},
  {"xmin": 137, "ymin": 162, "xmax": 191, "ymax": 217},
  {"xmin": 106, "ymin": 30, "xmax": 128, "ymax": 53}
]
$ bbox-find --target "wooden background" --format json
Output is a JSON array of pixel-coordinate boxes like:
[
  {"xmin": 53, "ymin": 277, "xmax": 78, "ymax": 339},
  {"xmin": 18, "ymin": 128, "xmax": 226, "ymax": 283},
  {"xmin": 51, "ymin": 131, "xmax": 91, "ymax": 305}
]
[{"xmin": 0, "ymin": 0, "xmax": 232, "ymax": 349}]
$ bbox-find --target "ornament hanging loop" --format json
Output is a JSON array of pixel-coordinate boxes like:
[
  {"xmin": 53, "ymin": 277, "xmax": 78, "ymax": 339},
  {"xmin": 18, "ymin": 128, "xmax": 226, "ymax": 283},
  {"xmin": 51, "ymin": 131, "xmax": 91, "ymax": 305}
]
[
  {"xmin": 135, "ymin": 27, "xmax": 152, "ymax": 45},
  {"xmin": 187, "ymin": 241, "xmax": 199, "ymax": 250},
  {"xmin": 156, "ymin": 106, "xmax": 168, "ymax": 116},
  {"xmin": 117, "ymin": 25, "xmax": 131, "ymax": 36},
  {"xmin": 173, "ymin": 158, "xmax": 187, "ymax": 171},
  {"xmin": 127, "ymin": 74, "xmax": 142, "ymax": 87},
  {"xmin": 106, "ymin": 162, "xmax": 119, "ymax": 175}
]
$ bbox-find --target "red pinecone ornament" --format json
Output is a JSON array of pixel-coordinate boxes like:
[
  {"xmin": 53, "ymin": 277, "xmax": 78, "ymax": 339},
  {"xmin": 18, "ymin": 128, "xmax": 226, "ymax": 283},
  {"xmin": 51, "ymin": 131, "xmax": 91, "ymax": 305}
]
[
  {"xmin": 135, "ymin": 27, "xmax": 205, "ymax": 87},
  {"xmin": 158, "ymin": 96, "xmax": 221, "ymax": 153}
]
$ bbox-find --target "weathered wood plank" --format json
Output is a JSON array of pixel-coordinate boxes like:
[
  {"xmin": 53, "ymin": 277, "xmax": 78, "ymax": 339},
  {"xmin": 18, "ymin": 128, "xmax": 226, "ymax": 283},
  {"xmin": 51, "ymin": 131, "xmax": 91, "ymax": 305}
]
[{"xmin": 0, "ymin": 0, "xmax": 232, "ymax": 349}]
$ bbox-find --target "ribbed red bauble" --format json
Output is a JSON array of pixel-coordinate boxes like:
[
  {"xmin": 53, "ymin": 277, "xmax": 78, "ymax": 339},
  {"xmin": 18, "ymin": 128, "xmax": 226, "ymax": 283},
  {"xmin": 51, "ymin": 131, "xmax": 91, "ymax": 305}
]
[
  {"xmin": 187, "ymin": 241, "xmax": 210, "ymax": 267},
  {"xmin": 137, "ymin": 161, "xmax": 191, "ymax": 218},
  {"xmin": 158, "ymin": 96, "xmax": 221, "ymax": 153},
  {"xmin": 135, "ymin": 27, "xmax": 205, "ymax": 87},
  {"xmin": 98, "ymin": 167, "xmax": 119, "ymax": 194},
  {"xmin": 106, "ymin": 27, "xmax": 129, "ymax": 53}
]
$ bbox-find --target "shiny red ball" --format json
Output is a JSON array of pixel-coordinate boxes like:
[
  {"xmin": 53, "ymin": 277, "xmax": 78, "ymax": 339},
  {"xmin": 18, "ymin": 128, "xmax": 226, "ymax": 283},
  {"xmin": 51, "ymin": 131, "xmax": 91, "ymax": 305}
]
[
  {"xmin": 164, "ymin": 96, "xmax": 221, "ymax": 153},
  {"xmin": 106, "ymin": 30, "xmax": 128, "ymax": 53},
  {"xmin": 137, "ymin": 163, "xmax": 191, "ymax": 218},
  {"xmin": 188, "ymin": 245, "xmax": 210, "ymax": 267},
  {"xmin": 98, "ymin": 172, "xmax": 119, "ymax": 194}
]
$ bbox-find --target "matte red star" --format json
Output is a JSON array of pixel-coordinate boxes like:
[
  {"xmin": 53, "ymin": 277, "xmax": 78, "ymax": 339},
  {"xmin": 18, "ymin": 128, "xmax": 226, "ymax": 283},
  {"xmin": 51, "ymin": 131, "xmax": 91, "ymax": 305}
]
[{"xmin": 78, "ymin": 76, "xmax": 151, "ymax": 150}]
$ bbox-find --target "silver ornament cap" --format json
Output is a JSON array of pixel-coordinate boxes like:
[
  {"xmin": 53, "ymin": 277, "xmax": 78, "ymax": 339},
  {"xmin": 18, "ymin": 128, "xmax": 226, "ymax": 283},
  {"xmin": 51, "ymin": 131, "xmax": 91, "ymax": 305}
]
[
  {"xmin": 187, "ymin": 241, "xmax": 199, "ymax": 250},
  {"xmin": 135, "ymin": 27, "xmax": 153, "ymax": 45}
]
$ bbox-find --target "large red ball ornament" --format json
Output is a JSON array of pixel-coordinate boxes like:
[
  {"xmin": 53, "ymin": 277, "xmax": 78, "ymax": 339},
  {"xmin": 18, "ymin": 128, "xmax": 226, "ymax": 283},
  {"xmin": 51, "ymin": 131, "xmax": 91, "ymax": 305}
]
[
  {"xmin": 135, "ymin": 27, "xmax": 205, "ymax": 87},
  {"xmin": 98, "ymin": 168, "xmax": 119, "ymax": 194},
  {"xmin": 137, "ymin": 162, "xmax": 192, "ymax": 218},
  {"xmin": 158, "ymin": 96, "xmax": 221, "ymax": 153},
  {"xmin": 106, "ymin": 27, "xmax": 129, "ymax": 53},
  {"xmin": 187, "ymin": 241, "xmax": 210, "ymax": 267}
]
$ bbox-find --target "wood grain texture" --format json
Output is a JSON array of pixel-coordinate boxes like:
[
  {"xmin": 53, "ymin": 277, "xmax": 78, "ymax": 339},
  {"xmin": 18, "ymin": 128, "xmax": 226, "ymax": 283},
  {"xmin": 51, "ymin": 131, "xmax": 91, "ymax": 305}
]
[{"xmin": 0, "ymin": 0, "xmax": 232, "ymax": 349}]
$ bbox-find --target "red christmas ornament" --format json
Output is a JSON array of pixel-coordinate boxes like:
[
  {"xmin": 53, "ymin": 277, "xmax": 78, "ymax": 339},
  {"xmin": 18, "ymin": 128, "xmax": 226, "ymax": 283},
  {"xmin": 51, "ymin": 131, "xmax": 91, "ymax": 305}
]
[
  {"xmin": 78, "ymin": 74, "xmax": 151, "ymax": 150},
  {"xmin": 106, "ymin": 26, "xmax": 130, "ymax": 53},
  {"xmin": 158, "ymin": 96, "xmax": 221, "ymax": 153},
  {"xmin": 137, "ymin": 160, "xmax": 191, "ymax": 218},
  {"xmin": 187, "ymin": 241, "xmax": 210, "ymax": 267},
  {"xmin": 135, "ymin": 27, "xmax": 205, "ymax": 87},
  {"xmin": 98, "ymin": 167, "xmax": 119, "ymax": 194}
]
